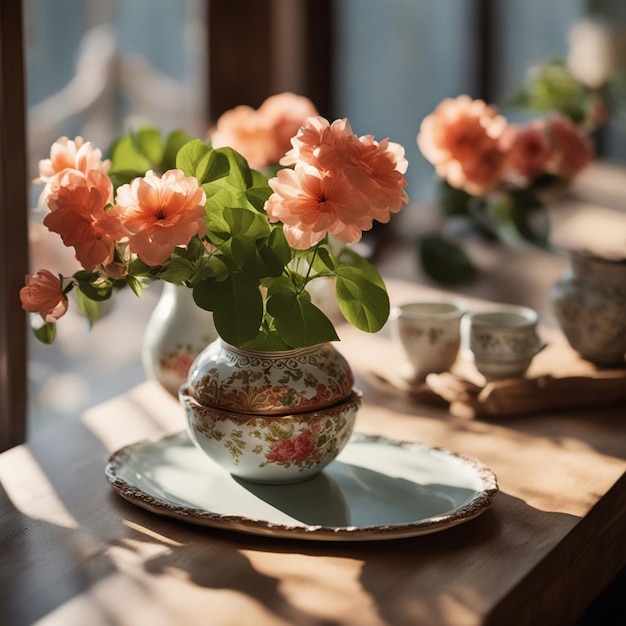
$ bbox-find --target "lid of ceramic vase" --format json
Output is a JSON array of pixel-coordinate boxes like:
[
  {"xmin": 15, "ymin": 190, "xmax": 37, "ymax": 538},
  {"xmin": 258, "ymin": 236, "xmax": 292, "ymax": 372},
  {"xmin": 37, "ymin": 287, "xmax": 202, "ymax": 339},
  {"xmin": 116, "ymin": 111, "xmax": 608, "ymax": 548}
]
[{"xmin": 185, "ymin": 340, "xmax": 355, "ymax": 415}]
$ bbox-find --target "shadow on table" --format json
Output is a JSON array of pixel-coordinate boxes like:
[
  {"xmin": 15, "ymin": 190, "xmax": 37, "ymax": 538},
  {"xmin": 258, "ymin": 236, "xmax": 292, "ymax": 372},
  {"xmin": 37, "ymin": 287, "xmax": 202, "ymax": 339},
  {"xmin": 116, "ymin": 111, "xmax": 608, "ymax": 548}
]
[
  {"xmin": 0, "ymin": 478, "xmax": 120, "ymax": 626},
  {"xmin": 118, "ymin": 489, "xmax": 567, "ymax": 625}
]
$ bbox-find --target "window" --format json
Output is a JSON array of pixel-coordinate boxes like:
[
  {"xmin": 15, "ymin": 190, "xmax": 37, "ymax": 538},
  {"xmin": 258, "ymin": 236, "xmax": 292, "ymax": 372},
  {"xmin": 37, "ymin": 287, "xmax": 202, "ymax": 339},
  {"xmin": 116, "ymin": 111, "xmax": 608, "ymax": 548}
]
[{"xmin": 23, "ymin": 0, "xmax": 625, "ymax": 436}]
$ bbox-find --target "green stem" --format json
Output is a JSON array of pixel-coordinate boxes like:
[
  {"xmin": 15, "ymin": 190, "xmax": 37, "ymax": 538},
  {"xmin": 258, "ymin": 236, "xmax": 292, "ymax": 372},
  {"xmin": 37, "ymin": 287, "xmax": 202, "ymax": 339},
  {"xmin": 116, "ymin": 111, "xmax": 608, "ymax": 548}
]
[{"xmin": 299, "ymin": 243, "xmax": 320, "ymax": 293}]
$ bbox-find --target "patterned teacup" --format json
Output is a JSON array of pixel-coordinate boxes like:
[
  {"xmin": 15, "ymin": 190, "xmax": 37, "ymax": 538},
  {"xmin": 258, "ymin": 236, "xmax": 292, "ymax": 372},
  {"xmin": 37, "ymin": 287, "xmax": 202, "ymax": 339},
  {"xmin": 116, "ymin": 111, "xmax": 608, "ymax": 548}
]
[
  {"xmin": 468, "ymin": 306, "xmax": 544, "ymax": 380},
  {"xmin": 389, "ymin": 301, "xmax": 467, "ymax": 381}
]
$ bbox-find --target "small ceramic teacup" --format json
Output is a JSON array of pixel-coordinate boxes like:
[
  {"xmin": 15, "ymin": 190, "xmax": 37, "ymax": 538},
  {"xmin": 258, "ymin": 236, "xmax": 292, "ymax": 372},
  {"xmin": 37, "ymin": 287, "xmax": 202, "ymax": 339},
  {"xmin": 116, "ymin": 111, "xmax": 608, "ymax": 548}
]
[
  {"xmin": 389, "ymin": 301, "xmax": 467, "ymax": 381},
  {"xmin": 468, "ymin": 306, "xmax": 544, "ymax": 380}
]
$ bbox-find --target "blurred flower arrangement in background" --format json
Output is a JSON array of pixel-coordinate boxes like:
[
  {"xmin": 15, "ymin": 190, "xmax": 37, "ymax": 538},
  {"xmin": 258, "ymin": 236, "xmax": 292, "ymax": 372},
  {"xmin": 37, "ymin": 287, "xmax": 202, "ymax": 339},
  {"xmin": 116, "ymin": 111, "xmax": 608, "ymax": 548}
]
[
  {"xmin": 516, "ymin": 17, "xmax": 626, "ymax": 131},
  {"xmin": 210, "ymin": 92, "xmax": 319, "ymax": 173},
  {"xmin": 415, "ymin": 17, "xmax": 626, "ymax": 285},
  {"xmin": 20, "ymin": 93, "xmax": 409, "ymax": 350}
]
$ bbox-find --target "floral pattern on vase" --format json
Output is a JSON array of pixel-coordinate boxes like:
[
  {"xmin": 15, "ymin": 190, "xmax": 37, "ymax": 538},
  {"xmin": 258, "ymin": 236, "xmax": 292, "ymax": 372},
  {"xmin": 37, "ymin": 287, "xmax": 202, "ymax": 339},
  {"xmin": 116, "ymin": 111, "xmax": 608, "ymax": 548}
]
[
  {"xmin": 187, "ymin": 340, "xmax": 354, "ymax": 415},
  {"xmin": 181, "ymin": 387, "xmax": 361, "ymax": 483}
]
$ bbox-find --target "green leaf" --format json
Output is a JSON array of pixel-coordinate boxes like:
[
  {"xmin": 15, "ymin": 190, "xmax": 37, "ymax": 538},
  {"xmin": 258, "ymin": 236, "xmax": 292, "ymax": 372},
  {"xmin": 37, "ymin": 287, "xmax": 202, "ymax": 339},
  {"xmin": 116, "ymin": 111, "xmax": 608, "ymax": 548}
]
[
  {"xmin": 195, "ymin": 147, "xmax": 253, "ymax": 197},
  {"xmin": 126, "ymin": 275, "xmax": 146, "ymax": 297},
  {"xmin": 33, "ymin": 321, "xmax": 56, "ymax": 344},
  {"xmin": 257, "ymin": 244, "xmax": 287, "ymax": 278},
  {"xmin": 158, "ymin": 256, "xmax": 195, "ymax": 283},
  {"xmin": 217, "ymin": 146, "xmax": 253, "ymax": 190},
  {"xmin": 193, "ymin": 274, "xmax": 263, "ymax": 346},
  {"xmin": 419, "ymin": 234, "xmax": 476, "ymax": 285},
  {"xmin": 202, "ymin": 150, "xmax": 231, "ymax": 183},
  {"xmin": 206, "ymin": 206, "xmax": 280, "ymax": 279},
  {"xmin": 204, "ymin": 185, "xmax": 248, "ymax": 213},
  {"xmin": 506, "ymin": 189, "xmax": 551, "ymax": 248},
  {"xmin": 336, "ymin": 247, "xmax": 386, "ymax": 289},
  {"xmin": 75, "ymin": 290, "xmax": 103, "ymax": 327},
  {"xmin": 246, "ymin": 170, "xmax": 273, "ymax": 211},
  {"xmin": 334, "ymin": 265, "xmax": 390, "ymax": 333},
  {"xmin": 162, "ymin": 130, "xmax": 191, "ymax": 170},
  {"xmin": 437, "ymin": 179, "xmax": 473, "ymax": 217},
  {"xmin": 136, "ymin": 126, "xmax": 163, "ymax": 164},
  {"xmin": 191, "ymin": 254, "xmax": 230, "ymax": 284},
  {"xmin": 266, "ymin": 280, "xmax": 339, "ymax": 347},
  {"xmin": 176, "ymin": 139, "xmax": 223, "ymax": 181},
  {"xmin": 108, "ymin": 134, "xmax": 152, "ymax": 176},
  {"xmin": 227, "ymin": 235, "xmax": 258, "ymax": 270},
  {"xmin": 481, "ymin": 195, "xmax": 550, "ymax": 249},
  {"xmin": 312, "ymin": 245, "xmax": 337, "ymax": 273},
  {"xmin": 73, "ymin": 269, "xmax": 100, "ymax": 283},
  {"xmin": 267, "ymin": 227, "xmax": 292, "ymax": 267},
  {"xmin": 76, "ymin": 277, "xmax": 113, "ymax": 302},
  {"xmin": 224, "ymin": 206, "xmax": 270, "ymax": 240},
  {"xmin": 204, "ymin": 204, "xmax": 232, "ymax": 244},
  {"xmin": 127, "ymin": 257, "xmax": 153, "ymax": 277},
  {"xmin": 241, "ymin": 331, "xmax": 292, "ymax": 352},
  {"xmin": 186, "ymin": 235, "xmax": 206, "ymax": 260}
]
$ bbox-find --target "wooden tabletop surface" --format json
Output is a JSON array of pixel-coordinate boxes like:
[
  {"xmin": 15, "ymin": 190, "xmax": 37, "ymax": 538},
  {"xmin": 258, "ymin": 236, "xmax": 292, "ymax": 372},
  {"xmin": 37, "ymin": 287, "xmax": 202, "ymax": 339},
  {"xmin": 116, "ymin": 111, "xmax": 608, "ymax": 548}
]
[{"xmin": 1, "ymin": 275, "xmax": 625, "ymax": 626}]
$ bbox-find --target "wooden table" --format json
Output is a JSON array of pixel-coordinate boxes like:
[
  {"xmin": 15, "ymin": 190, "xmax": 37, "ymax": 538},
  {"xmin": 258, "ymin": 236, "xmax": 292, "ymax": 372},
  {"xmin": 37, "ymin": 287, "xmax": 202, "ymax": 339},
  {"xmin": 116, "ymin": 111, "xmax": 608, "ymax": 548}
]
[{"xmin": 1, "ymin": 278, "xmax": 625, "ymax": 626}]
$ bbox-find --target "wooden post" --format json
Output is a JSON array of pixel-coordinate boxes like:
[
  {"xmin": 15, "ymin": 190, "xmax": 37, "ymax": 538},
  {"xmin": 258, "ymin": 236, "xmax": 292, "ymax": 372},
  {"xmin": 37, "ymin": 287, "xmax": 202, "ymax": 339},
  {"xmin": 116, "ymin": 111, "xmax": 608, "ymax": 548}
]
[
  {"xmin": 0, "ymin": 0, "xmax": 29, "ymax": 450},
  {"xmin": 208, "ymin": 0, "xmax": 334, "ymax": 122}
]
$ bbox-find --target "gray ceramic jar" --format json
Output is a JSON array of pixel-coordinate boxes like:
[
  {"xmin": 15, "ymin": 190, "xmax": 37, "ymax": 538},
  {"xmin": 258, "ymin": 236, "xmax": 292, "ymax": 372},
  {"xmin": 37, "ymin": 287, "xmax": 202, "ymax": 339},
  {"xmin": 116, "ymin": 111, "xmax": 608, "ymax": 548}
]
[{"xmin": 550, "ymin": 251, "xmax": 626, "ymax": 367}]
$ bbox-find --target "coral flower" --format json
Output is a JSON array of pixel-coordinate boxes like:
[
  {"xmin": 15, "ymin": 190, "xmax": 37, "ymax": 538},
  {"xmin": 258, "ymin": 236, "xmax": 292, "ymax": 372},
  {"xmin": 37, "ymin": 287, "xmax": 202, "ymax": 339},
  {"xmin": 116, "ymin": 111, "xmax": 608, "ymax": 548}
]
[
  {"xmin": 417, "ymin": 95, "xmax": 509, "ymax": 194},
  {"xmin": 447, "ymin": 142, "xmax": 509, "ymax": 196},
  {"xmin": 210, "ymin": 105, "xmax": 270, "ymax": 170},
  {"xmin": 20, "ymin": 269, "xmax": 68, "ymax": 323},
  {"xmin": 211, "ymin": 92, "xmax": 318, "ymax": 169},
  {"xmin": 504, "ymin": 121, "xmax": 551, "ymax": 183},
  {"xmin": 35, "ymin": 136, "xmax": 111, "ymax": 204},
  {"xmin": 266, "ymin": 165, "xmax": 377, "ymax": 249},
  {"xmin": 283, "ymin": 117, "xmax": 408, "ymax": 213},
  {"xmin": 344, "ymin": 135, "xmax": 409, "ymax": 218},
  {"xmin": 44, "ymin": 170, "xmax": 123, "ymax": 270},
  {"xmin": 280, "ymin": 116, "xmax": 355, "ymax": 168},
  {"xmin": 545, "ymin": 116, "xmax": 594, "ymax": 179},
  {"xmin": 257, "ymin": 92, "xmax": 319, "ymax": 164},
  {"xmin": 116, "ymin": 169, "xmax": 207, "ymax": 266}
]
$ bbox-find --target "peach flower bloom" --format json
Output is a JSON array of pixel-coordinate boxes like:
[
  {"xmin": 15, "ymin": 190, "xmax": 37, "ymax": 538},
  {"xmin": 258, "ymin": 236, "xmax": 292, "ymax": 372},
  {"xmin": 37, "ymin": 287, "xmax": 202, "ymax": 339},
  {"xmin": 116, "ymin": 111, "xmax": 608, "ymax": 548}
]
[
  {"xmin": 211, "ymin": 92, "xmax": 318, "ymax": 169},
  {"xmin": 266, "ymin": 166, "xmax": 365, "ymax": 249},
  {"xmin": 35, "ymin": 136, "xmax": 111, "ymax": 203},
  {"xmin": 266, "ymin": 116, "xmax": 408, "ymax": 249},
  {"xmin": 210, "ymin": 105, "xmax": 269, "ymax": 170},
  {"xmin": 116, "ymin": 169, "xmax": 207, "ymax": 266},
  {"xmin": 257, "ymin": 92, "xmax": 319, "ymax": 164},
  {"xmin": 280, "ymin": 116, "xmax": 357, "ymax": 169},
  {"xmin": 345, "ymin": 134, "xmax": 409, "ymax": 218},
  {"xmin": 44, "ymin": 170, "xmax": 124, "ymax": 270},
  {"xmin": 279, "ymin": 116, "xmax": 408, "ymax": 219},
  {"xmin": 504, "ymin": 121, "xmax": 551, "ymax": 183},
  {"xmin": 545, "ymin": 116, "xmax": 594, "ymax": 179},
  {"xmin": 20, "ymin": 269, "xmax": 68, "ymax": 323},
  {"xmin": 417, "ymin": 95, "xmax": 509, "ymax": 195}
]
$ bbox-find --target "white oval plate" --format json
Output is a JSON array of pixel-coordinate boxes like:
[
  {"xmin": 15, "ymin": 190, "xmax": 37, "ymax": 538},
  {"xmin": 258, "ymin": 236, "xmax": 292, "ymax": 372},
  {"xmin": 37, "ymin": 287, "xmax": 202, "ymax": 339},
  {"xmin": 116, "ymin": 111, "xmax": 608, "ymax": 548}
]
[{"xmin": 106, "ymin": 432, "xmax": 498, "ymax": 541}]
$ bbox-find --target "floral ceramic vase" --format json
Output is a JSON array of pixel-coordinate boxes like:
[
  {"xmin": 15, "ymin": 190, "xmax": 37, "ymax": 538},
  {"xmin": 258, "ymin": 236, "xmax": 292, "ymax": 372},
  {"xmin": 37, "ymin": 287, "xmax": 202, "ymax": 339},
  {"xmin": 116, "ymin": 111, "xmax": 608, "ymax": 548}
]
[
  {"xmin": 550, "ymin": 251, "xmax": 626, "ymax": 367},
  {"xmin": 179, "ymin": 340, "xmax": 360, "ymax": 484},
  {"xmin": 142, "ymin": 283, "xmax": 218, "ymax": 395}
]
